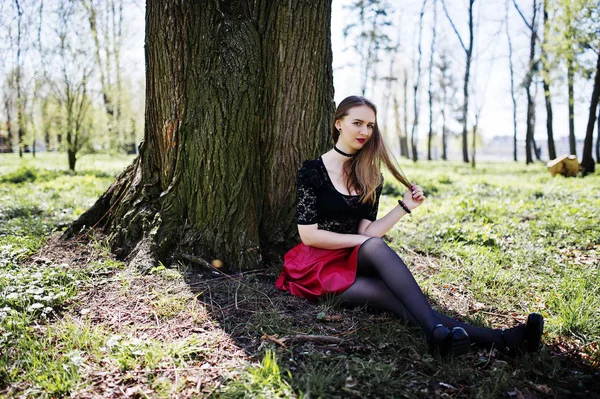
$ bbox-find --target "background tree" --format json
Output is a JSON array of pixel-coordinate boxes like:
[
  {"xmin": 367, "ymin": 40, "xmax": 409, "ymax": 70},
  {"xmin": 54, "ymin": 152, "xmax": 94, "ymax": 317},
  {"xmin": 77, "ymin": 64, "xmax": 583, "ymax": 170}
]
[
  {"xmin": 581, "ymin": 47, "xmax": 599, "ymax": 174},
  {"xmin": 48, "ymin": 1, "xmax": 95, "ymax": 170},
  {"xmin": 410, "ymin": 0, "xmax": 427, "ymax": 162},
  {"xmin": 578, "ymin": 1, "xmax": 600, "ymax": 174},
  {"xmin": 15, "ymin": 0, "xmax": 27, "ymax": 157},
  {"xmin": 513, "ymin": 0, "xmax": 540, "ymax": 164},
  {"xmin": 442, "ymin": 0, "xmax": 475, "ymax": 163},
  {"xmin": 343, "ymin": 0, "xmax": 393, "ymax": 97},
  {"xmin": 401, "ymin": 67, "xmax": 410, "ymax": 158},
  {"xmin": 427, "ymin": 0, "xmax": 438, "ymax": 161},
  {"xmin": 435, "ymin": 49, "xmax": 456, "ymax": 161},
  {"xmin": 83, "ymin": 0, "xmax": 134, "ymax": 153},
  {"xmin": 540, "ymin": 0, "xmax": 556, "ymax": 160},
  {"xmin": 505, "ymin": 0, "xmax": 519, "ymax": 161},
  {"xmin": 65, "ymin": 0, "xmax": 335, "ymax": 272}
]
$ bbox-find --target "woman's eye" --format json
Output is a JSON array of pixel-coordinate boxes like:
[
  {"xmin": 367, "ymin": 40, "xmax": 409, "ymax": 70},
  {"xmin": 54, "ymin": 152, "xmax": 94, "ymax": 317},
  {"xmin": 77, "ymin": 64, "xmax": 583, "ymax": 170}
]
[{"xmin": 354, "ymin": 122, "xmax": 361, "ymax": 126}]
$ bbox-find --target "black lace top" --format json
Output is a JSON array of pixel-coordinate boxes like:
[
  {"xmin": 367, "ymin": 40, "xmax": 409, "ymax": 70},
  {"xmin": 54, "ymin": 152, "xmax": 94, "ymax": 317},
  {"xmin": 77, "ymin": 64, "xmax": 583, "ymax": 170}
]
[{"xmin": 296, "ymin": 158, "xmax": 383, "ymax": 234}]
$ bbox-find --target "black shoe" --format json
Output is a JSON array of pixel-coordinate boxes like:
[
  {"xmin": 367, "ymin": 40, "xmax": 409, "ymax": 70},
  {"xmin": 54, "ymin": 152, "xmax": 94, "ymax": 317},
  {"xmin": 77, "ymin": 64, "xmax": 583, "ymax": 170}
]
[
  {"xmin": 500, "ymin": 313, "xmax": 544, "ymax": 356},
  {"xmin": 523, "ymin": 313, "xmax": 544, "ymax": 352},
  {"xmin": 430, "ymin": 324, "xmax": 471, "ymax": 357}
]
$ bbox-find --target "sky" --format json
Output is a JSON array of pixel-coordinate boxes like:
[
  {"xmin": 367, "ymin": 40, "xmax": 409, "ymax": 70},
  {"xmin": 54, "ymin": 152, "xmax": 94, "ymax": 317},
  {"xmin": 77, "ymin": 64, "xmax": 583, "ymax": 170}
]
[{"xmin": 330, "ymin": 0, "xmax": 595, "ymax": 151}]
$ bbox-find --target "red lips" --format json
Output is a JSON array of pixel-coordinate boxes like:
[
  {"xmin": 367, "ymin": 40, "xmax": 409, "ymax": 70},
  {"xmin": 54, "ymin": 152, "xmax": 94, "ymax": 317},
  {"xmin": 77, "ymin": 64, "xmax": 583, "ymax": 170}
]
[{"xmin": 357, "ymin": 138, "xmax": 366, "ymax": 144}]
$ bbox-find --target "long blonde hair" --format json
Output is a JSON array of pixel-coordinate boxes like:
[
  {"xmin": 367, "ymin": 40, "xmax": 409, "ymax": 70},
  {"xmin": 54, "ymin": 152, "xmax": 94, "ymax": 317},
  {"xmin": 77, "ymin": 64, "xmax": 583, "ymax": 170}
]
[{"xmin": 332, "ymin": 96, "xmax": 412, "ymax": 204}]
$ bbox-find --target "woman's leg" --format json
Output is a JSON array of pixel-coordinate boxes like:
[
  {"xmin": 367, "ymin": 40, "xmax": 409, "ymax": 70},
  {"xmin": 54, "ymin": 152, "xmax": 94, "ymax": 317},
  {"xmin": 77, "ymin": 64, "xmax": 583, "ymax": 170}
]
[
  {"xmin": 355, "ymin": 238, "xmax": 450, "ymax": 342},
  {"xmin": 339, "ymin": 276, "xmax": 418, "ymax": 324},
  {"xmin": 353, "ymin": 237, "xmax": 528, "ymax": 351}
]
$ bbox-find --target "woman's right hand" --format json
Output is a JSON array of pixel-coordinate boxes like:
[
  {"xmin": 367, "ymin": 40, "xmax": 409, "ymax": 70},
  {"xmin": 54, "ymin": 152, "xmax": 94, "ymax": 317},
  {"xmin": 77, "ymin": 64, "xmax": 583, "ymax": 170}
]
[{"xmin": 402, "ymin": 184, "xmax": 426, "ymax": 210}]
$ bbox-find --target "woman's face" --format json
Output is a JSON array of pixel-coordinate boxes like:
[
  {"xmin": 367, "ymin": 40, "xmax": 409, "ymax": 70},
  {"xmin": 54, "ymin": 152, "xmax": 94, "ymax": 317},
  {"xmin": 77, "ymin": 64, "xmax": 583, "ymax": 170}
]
[{"xmin": 334, "ymin": 105, "xmax": 376, "ymax": 153}]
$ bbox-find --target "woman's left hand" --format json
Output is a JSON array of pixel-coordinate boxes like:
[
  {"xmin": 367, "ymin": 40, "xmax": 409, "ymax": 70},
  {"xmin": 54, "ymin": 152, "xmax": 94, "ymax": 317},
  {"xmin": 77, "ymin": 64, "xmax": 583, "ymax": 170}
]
[{"xmin": 403, "ymin": 184, "xmax": 426, "ymax": 210}]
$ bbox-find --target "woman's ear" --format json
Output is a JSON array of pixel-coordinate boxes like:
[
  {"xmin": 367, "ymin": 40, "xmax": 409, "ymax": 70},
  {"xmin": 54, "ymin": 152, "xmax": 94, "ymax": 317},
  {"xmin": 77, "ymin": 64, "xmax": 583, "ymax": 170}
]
[{"xmin": 335, "ymin": 119, "xmax": 341, "ymax": 131}]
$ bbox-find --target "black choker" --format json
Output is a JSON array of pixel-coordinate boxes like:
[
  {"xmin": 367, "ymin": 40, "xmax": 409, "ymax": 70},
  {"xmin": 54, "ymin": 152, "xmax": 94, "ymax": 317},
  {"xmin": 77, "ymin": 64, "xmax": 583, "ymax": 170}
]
[{"xmin": 334, "ymin": 146, "xmax": 355, "ymax": 157}]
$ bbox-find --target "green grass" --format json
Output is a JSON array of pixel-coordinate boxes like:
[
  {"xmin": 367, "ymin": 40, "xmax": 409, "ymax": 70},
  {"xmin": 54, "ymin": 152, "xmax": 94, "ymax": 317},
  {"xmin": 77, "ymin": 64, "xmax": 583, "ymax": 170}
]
[{"xmin": 1, "ymin": 153, "xmax": 599, "ymax": 397}]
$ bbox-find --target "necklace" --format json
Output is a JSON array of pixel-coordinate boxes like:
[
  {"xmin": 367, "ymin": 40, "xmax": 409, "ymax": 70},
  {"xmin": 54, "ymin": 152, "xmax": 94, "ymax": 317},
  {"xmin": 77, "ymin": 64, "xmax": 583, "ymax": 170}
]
[{"xmin": 334, "ymin": 146, "xmax": 355, "ymax": 158}]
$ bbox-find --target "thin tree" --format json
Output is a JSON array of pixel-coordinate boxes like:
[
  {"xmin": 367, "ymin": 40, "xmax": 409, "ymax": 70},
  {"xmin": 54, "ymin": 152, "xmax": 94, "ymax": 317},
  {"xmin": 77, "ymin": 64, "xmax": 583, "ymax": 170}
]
[
  {"xmin": 505, "ymin": 0, "xmax": 518, "ymax": 161},
  {"xmin": 436, "ymin": 49, "xmax": 454, "ymax": 161},
  {"xmin": 565, "ymin": 1, "xmax": 577, "ymax": 156},
  {"xmin": 411, "ymin": 0, "xmax": 427, "ymax": 162},
  {"xmin": 343, "ymin": 0, "xmax": 393, "ymax": 97},
  {"xmin": 15, "ymin": 0, "xmax": 26, "ymax": 157},
  {"xmin": 51, "ymin": 1, "xmax": 95, "ymax": 170},
  {"xmin": 64, "ymin": 0, "xmax": 335, "ymax": 271},
  {"xmin": 580, "ymin": 47, "xmax": 599, "ymax": 174},
  {"xmin": 513, "ymin": 0, "xmax": 539, "ymax": 164},
  {"xmin": 442, "ymin": 0, "xmax": 475, "ymax": 163},
  {"xmin": 427, "ymin": 0, "xmax": 438, "ymax": 161},
  {"xmin": 596, "ymin": 107, "xmax": 600, "ymax": 163},
  {"xmin": 540, "ymin": 0, "xmax": 556, "ymax": 160},
  {"xmin": 83, "ymin": 0, "xmax": 130, "ymax": 152},
  {"xmin": 401, "ymin": 66, "xmax": 410, "ymax": 157},
  {"xmin": 3, "ymin": 87, "xmax": 13, "ymax": 153}
]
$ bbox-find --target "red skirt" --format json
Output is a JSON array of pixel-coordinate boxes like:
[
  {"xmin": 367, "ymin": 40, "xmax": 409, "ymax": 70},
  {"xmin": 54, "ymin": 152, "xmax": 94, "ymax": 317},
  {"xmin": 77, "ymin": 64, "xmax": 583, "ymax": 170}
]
[{"xmin": 275, "ymin": 243, "xmax": 361, "ymax": 302}]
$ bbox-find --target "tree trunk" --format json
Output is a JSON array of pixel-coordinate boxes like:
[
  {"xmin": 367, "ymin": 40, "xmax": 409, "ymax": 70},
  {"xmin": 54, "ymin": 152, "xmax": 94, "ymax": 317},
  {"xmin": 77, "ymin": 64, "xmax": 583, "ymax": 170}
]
[
  {"xmin": 568, "ymin": 58, "xmax": 577, "ymax": 156},
  {"xmin": 471, "ymin": 114, "xmax": 479, "ymax": 168},
  {"xmin": 427, "ymin": 0, "xmax": 437, "ymax": 161},
  {"xmin": 68, "ymin": 149, "xmax": 76, "ymax": 171},
  {"xmin": 580, "ymin": 48, "xmax": 600, "ymax": 175},
  {"xmin": 411, "ymin": 0, "xmax": 427, "ymax": 163},
  {"xmin": 461, "ymin": 14, "xmax": 473, "ymax": 165},
  {"xmin": 461, "ymin": 0, "xmax": 475, "ymax": 163},
  {"xmin": 506, "ymin": 0, "xmax": 518, "ymax": 161},
  {"xmin": 401, "ymin": 69, "xmax": 409, "ymax": 158},
  {"xmin": 524, "ymin": 0, "xmax": 538, "ymax": 165},
  {"xmin": 542, "ymin": 0, "xmax": 556, "ymax": 160},
  {"xmin": 596, "ymin": 106, "xmax": 600, "ymax": 162},
  {"xmin": 64, "ymin": 0, "xmax": 334, "ymax": 272},
  {"xmin": 4, "ymin": 98, "xmax": 13, "ymax": 153}
]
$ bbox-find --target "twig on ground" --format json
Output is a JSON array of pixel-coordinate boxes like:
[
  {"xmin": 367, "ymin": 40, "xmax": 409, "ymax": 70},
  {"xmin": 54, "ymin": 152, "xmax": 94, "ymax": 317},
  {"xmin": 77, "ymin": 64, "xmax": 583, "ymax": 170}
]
[{"xmin": 284, "ymin": 334, "xmax": 344, "ymax": 345}]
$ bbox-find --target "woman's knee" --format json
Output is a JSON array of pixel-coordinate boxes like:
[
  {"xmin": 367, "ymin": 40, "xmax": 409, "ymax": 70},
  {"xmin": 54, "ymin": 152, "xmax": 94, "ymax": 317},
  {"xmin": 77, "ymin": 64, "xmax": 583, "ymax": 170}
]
[
  {"xmin": 359, "ymin": 237, "xmax": 392, "ymax": 256},
  {"xmin": 361, "ymin": 236, "xmax": 387, "ymax": 250}
]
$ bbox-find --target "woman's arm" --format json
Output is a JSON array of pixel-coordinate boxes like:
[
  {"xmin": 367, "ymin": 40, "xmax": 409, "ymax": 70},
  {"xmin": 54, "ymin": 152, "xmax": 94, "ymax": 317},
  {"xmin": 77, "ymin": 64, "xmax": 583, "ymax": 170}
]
[
  {"xmin": 298, "ymin": 224, "xmax": 371, "ymax": 249},
  {"xmin": 359, "ymin": 184, "xmax": 426, "ymax": 237}
]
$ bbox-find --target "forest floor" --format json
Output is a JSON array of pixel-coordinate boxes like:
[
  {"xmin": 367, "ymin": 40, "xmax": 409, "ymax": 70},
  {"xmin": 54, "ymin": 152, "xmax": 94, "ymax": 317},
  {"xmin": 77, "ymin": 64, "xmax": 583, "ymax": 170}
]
[{"xmin": 1, "ymin": 153, "xmax": 599, "ymax": 398}]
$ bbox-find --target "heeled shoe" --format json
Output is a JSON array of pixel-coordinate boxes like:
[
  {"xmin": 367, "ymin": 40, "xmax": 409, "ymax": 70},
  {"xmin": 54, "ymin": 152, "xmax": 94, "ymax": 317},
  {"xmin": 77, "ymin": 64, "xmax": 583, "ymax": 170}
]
[
  {"xmin": 430, "ymin": 324, "xmax": 471, "ymax": 357},
  {"xmin": 500, "ymin": 313, "xmax": 544, "ymax": 356}
]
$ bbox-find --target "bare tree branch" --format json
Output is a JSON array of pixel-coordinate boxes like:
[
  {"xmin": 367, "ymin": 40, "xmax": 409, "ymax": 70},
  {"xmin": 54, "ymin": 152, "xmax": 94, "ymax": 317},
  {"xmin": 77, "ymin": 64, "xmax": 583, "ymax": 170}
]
[
  {"xmin": 512, "ymin": 0, "xmax": 533, "ymax": 31},
  {"xmin": 441, "ymin": 0, "xmax": 467, "ymax": 52}
]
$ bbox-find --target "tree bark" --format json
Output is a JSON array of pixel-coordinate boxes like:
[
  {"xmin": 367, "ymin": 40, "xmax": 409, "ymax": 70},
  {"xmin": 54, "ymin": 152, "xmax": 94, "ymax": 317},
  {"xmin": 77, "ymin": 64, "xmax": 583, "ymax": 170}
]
[
  {"xmin": 64, "ymin": 0, "xmax": 334, "ymax": 272},
  {"xmin": 580, "ymin": 48, "xmax": 600, "ymax": 175},
  {"xmin": 542, "ymin": 0, "xmax": 556, "ymax": 160}
]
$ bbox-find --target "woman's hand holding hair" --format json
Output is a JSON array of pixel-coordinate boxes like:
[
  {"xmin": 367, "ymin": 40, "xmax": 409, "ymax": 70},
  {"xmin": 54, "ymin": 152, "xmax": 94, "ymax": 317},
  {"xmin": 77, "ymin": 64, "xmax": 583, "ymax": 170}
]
[{"xmin": 402, "ymin": 184, "xmax": 425, "ymax": 210}]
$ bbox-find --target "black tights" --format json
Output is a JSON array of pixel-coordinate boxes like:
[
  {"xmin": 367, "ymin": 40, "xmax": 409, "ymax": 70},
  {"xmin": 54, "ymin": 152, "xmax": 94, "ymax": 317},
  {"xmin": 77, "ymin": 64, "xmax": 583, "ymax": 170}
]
[{"xmin": 340, "ymin": 237, "xmax": 525, "ymax": 350}]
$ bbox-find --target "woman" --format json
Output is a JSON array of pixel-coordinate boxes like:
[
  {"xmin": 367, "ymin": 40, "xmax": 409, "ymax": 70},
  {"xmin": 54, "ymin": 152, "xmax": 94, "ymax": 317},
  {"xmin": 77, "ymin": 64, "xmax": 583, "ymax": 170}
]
[{"xmin": 276, "ymin": 96, "xmax": 543, "ymax": 356}]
